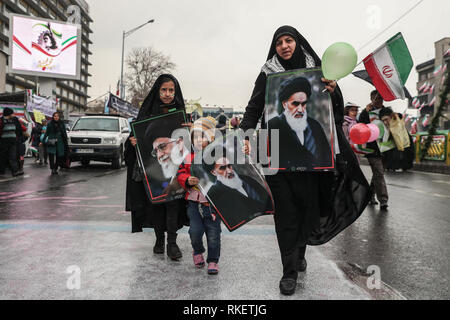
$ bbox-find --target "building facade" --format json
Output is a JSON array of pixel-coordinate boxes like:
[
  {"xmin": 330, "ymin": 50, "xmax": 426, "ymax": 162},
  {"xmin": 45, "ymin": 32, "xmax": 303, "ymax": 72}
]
[
  {"xmin": 0, "ymin": 0, "xmax": 93, "ymax": 115},
  {"xmin": 414, "ymin": 37, "xmax": 450, "ymax": 130}
]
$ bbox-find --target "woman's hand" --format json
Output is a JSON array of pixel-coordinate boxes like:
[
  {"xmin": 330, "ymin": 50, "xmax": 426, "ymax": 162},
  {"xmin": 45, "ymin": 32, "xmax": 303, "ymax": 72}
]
[
  {"xmin": 130, "ymin": 137, "xmax": 137, "ymax": 147},
  {"xmin": 321, "ymin": 78, "xmax": 337, "ymax": 93},
  {"xmin": 188, "ymin": 176, "xmax": 199, "ymax": 187}
]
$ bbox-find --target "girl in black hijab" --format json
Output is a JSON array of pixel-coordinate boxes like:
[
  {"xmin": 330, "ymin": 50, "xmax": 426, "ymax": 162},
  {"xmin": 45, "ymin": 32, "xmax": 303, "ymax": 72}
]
[
  {"xmin": 125, "ymin": 74, "xmax": 188, "ymax": 261},
  {"xmin": 241, "ymin": 26, "xmax": 370, "ymax": 295}
]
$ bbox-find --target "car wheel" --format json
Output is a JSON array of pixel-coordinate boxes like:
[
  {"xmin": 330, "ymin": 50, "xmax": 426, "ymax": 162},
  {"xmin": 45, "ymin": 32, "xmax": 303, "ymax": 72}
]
[{"xmin": 112, "ymin": 148, "xmax": 123, "ymax": 169}]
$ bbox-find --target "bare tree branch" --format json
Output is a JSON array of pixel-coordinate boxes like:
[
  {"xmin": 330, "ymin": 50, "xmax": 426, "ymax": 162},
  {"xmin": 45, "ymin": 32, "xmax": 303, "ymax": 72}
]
[{"xmin": 124, "ymin": 47, "xmax": 176, "ymax": 107}]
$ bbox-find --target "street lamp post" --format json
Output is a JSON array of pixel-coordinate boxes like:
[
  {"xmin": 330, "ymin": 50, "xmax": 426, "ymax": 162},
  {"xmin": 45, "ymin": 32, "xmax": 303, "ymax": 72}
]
[{"xmin": 120, "ymin": 19, "xmax": 155, "ymax": 100}]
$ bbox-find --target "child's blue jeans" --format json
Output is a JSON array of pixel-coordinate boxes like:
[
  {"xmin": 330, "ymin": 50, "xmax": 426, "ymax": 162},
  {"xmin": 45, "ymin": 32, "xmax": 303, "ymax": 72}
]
[{"xmin": 187, "ymin": 201, "xmax": 222, "ymax": 263}]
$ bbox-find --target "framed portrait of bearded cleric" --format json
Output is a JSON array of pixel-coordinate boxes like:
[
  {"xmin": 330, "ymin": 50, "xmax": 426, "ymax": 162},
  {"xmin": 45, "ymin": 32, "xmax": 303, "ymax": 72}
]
[
  {"xmin": 191, "ymin": 131, "xmax": 275, "ymax": 232},
  {"xmin": 131, "ymin": 110, "xmax": 190, "ymax": 204},
  {"xmin": 264, "ymin": 68, "xmax": 337, "ymax": 173}
]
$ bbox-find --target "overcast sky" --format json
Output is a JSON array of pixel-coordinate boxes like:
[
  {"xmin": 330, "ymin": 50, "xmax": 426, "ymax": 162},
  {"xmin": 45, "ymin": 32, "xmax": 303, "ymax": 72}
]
[{"xmin": 85, "ymin": 0, "xmax": 449, "ymax": 113}]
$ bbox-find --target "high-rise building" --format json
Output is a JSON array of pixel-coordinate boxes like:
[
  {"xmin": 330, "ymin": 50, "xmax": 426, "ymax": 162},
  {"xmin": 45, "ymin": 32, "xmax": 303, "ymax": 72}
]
[
  {"xmin": 0, "ymin": 0, "xmax": 93, "ymax": 115},
  {"xmin": 414, "ymin": 37, "xmax": 449, "ymax": 130}
]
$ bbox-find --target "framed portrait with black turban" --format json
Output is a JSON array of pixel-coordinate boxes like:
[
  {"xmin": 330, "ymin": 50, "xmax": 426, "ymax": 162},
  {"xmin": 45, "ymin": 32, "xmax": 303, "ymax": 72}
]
[
  {"xmin": 131, "ymin": 110, "xmax": 190, "ymax": 203},
  {"xmin": 190, "ymin": 131, "xmax": 275, "ymax": 232},
  {"xmin": 265, "ymin": 68, "xmax": 337, "ymax": 173}
]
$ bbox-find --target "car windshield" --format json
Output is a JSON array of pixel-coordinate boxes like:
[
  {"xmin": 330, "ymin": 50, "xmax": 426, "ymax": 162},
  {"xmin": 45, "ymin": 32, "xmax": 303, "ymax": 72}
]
[{"xmin": 72, "ymin": 118, "xmax": 119, "ymax": 132}]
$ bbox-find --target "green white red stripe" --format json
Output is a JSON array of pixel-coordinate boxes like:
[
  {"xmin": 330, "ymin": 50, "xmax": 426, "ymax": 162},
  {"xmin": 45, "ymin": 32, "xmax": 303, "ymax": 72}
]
[{"xmin": 363, "ymin": 33, "xmax": 413, "ymax": 101}]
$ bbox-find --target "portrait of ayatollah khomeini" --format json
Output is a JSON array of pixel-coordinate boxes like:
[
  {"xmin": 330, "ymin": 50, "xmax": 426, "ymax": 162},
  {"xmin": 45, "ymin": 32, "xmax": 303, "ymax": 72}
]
[
  {"xmin": 268, "ymin": 76, "xmax": 332, "ymax": 170},
  {"xmin": 204, "ymin": 149, "xmax": 272, "ymax": 229}
]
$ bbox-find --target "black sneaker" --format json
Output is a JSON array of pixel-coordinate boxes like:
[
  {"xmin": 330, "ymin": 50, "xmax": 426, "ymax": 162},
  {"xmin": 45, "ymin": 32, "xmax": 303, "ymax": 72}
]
[
  {"xmin": 298, "ymin": 258, "xmax": 308, "ymax": 272},
  {"xmin": 167, "ymin": 243, "xmax": 182, "ymax": 260},
  {"xmin": 279, "ymin": 278, "xmax": 297, "ymax": 296},
  {"xmin": 153, "ymin": 238, "xmax": 165, "ymax": 254},
  {"xmin": 380, "ymin": 204, "xmax": 389, "ymax": 211},
  {"xmin": 369, "ymin": 199, "xmax": 379, "ymax": 206},
  {"xmin": 12, "ymin": 170, "xmax": 24, "ymax": 177}
]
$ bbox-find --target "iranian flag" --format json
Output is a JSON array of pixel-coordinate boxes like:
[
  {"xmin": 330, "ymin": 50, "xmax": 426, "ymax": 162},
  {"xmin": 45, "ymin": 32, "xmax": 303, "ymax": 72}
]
[
  {"xmin": 429, "ymin": 96, "xmax": 436, "ymax": 106},
  {"xmin": 419, "ymin": 81, "xmax": 428, "ymax": 92},
  {"xmin": 363, "ymin": 33, "xmax": 413, "ymax": 102}
]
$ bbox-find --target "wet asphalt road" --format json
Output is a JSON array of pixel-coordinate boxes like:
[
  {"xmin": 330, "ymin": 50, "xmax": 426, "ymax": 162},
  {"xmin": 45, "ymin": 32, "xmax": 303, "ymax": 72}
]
[{"xmin": 0, "ymin": 158, "xmax": 448, "ymax": 300}]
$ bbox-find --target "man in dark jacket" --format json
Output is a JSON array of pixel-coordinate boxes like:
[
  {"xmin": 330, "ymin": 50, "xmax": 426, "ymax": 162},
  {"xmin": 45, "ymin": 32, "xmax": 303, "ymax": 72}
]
[
  {"xmin": 0, "ymin": 107, "xmax": 24, "ymax": 176},
  {"xmin": 268, "ymin": 77, "xmax": 332, "ymax": 170},
  {"xmin": 358, "ymin": 90, "xmax": 389, "ymax": 211}
]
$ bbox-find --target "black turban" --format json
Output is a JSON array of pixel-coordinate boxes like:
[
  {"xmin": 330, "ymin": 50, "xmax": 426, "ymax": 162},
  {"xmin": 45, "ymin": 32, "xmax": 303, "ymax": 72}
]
[
  {"xmin": 278, "ymin": 77, "xmax": 312, "ymax": 103},
  {"xmin": 144, "ymin": 117, "xmax": 180, "ymax": 147}
]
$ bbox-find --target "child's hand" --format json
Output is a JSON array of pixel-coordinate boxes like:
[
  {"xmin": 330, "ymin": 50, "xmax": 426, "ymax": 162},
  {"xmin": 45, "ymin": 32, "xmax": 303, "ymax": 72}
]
[
  {"xmin": 188, "ymin": 176, "xmax": 199, "ymax": 187},
  {"xmin": 243, "ymin": 140, "xmax": 251, "ymax": 156}
]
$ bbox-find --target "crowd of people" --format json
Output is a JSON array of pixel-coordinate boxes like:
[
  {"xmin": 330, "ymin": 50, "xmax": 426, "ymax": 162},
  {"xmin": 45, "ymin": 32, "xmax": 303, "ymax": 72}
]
[{"xmin": 0, "ymin": 109, "xmax": 69, "ymax": 177}]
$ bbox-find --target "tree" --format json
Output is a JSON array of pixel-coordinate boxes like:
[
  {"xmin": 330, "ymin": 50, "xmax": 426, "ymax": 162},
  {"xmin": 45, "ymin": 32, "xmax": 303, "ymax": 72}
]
[{"xmin": 125, "ymin": 47, "xmax": 176, "ymax": 107}]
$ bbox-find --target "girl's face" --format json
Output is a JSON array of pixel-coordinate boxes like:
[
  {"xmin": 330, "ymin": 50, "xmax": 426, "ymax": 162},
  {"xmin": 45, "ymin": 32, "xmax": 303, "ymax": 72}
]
[
  {"xmin": 159, "ymin": 81, "xmax": 176, "ymax": 104},
  {"xmin": 276, "ymin": 35, "xmax": 296, "ymax": 61},
  {"xmin": 192, "ymin": 131, "xmax": 210, "ymax": 151},
  {"xmin": 348, "ymin": 107, "xmax": 358, "ymax": 119}
]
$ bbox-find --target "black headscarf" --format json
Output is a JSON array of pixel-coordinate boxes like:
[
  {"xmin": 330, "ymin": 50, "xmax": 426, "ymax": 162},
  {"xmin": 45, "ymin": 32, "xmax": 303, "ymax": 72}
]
[
  {"xmin": 266, "ymin": 26, "xmax": 322, "ymax": 70},
  {"xmin": 137, "ymin": 74, "xmax": 185, "ymax": 120}
]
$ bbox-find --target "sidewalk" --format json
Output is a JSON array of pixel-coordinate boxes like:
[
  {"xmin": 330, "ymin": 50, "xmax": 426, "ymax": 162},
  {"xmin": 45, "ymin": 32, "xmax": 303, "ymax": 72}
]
[{"xmin": 0, "ymin": 219, "xmax": 372, "ymax": 300}]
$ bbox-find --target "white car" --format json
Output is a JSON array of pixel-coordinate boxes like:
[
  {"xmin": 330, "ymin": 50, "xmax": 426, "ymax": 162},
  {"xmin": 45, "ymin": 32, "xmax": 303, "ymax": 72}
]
[{"xmin": 68, "ymin": 115, "xmax": 130, "ymax": 169}]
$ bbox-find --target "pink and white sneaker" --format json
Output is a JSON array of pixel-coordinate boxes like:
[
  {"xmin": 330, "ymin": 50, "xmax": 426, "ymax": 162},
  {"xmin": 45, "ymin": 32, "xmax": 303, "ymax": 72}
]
[
  {"xmin": 193, "ymin": 253, "xmax": 205, "ymax": 268},
  {"xmin": 207, "ymin": 262, "xmax": 219, "ymax": 275}
]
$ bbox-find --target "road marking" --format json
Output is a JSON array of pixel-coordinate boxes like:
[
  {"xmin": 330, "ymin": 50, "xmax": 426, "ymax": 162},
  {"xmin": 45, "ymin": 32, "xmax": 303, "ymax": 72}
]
[
  {"xmin": 432, "ymin": 180, "xmax": 450, "ymax": 185},
  {"xmin": 0, "ymin": 223, "xmax": 276, "ymax": 236},
  {"xmin": 0, "ymin": 175, "xmax": 31, "ymax": 183},
  {"xmin": 388, "ymin": 183, "xmax": 450, "ymax": 199}
]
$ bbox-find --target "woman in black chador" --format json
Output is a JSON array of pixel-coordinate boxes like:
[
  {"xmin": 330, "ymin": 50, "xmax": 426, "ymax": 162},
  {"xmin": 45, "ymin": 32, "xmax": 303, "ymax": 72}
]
[
  {"xmin": 125, "ymin": 74, "xmax": 188, "ymax": 261},
  {"xmin": 240, "ymin": 26, "xmax": 371, "ymax": 295}
]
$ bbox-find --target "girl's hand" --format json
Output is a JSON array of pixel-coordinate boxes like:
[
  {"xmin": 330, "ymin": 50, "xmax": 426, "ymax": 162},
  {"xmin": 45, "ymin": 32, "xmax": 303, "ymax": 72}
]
[
  {"xmin": 130, "ymin": 137, "xmax": 137, "ymax": 147},
  {"xmin": 188, "ymin": 176, "xmax": 199, "ymax": 186},
  {"xmin": 321, "ymin": 78, "xmax": 337, "ymax": 93},
  {"xmin": 181, "ymin": 123, "xmax": 193, "ymax": 128},
  {"xmin": 243, "ymin": 139, "xmax": 251, "ymax": 156}
]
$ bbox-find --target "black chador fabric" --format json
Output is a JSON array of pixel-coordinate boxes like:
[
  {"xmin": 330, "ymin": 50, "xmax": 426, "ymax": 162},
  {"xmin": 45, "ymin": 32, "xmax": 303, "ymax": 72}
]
[
  {"xmin": 241, "ymin": 26, "xmax": 371, "ymax": 250},
  {"xmin": 125, "ymin": 74, "xmax": 189, "ymax": 233}
]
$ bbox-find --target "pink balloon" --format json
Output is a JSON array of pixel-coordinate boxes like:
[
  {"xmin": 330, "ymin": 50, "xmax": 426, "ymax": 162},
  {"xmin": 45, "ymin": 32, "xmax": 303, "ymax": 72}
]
[
  {"xmin": 367, "ymin": 123, "xmax": 381, "ymax": 143},
  {"xmin": 350, "ymin": 123, "xmax": 371, "ymax": 145}
]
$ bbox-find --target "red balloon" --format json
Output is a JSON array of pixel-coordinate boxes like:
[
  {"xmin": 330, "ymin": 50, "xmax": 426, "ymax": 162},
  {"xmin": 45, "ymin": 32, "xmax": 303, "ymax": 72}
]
[{"xmin": 350, "ymin": 123, "xmax": 371, "ymax": 145}]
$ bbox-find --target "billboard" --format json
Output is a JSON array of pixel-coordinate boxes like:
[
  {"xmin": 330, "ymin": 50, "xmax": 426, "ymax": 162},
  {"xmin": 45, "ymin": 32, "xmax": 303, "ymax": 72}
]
[{"xmin": 8, "ymin": 14, "xmax": 82, "ymax": 80}]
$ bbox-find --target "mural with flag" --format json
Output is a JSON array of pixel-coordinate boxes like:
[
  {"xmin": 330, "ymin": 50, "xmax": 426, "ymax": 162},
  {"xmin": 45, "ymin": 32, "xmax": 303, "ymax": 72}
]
[
  {"xmin": 363, "ymin": 33, "xmax": 413, "ymax": 101},
  {"xmin": 10, "ymin": 14, "xmax": 81, "ymax": 80}
]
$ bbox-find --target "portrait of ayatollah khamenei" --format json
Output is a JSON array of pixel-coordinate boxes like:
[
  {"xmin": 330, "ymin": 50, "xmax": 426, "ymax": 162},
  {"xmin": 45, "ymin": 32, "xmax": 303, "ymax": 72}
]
[
  {"xmin": 131, "ymin": 110, "xmax": 190, "ymax": 204},
  {"xmin": 265, "ymin": 68, "xmax": 337, "ymax": 173}
]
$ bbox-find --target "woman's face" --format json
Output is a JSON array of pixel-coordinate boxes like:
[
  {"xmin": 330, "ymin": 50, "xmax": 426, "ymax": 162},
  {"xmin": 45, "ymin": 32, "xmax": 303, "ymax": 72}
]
[
  {"xmin": 276, "ymin": 35, "xmax": 296, "ymax": 61},
  {"xmin": 53, "ymin": 113, "xmax": 60, "ymax": 121},
  {"xmin": 159, "ymin": 81, "xmax": 176, "ymax": 104}
]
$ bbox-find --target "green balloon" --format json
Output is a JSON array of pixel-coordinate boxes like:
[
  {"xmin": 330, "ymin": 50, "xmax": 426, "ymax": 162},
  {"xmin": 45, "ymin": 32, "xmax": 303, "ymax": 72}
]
[{"xmin": 322, "ymin": 42, "xmax": 358, "ymax": 81}]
